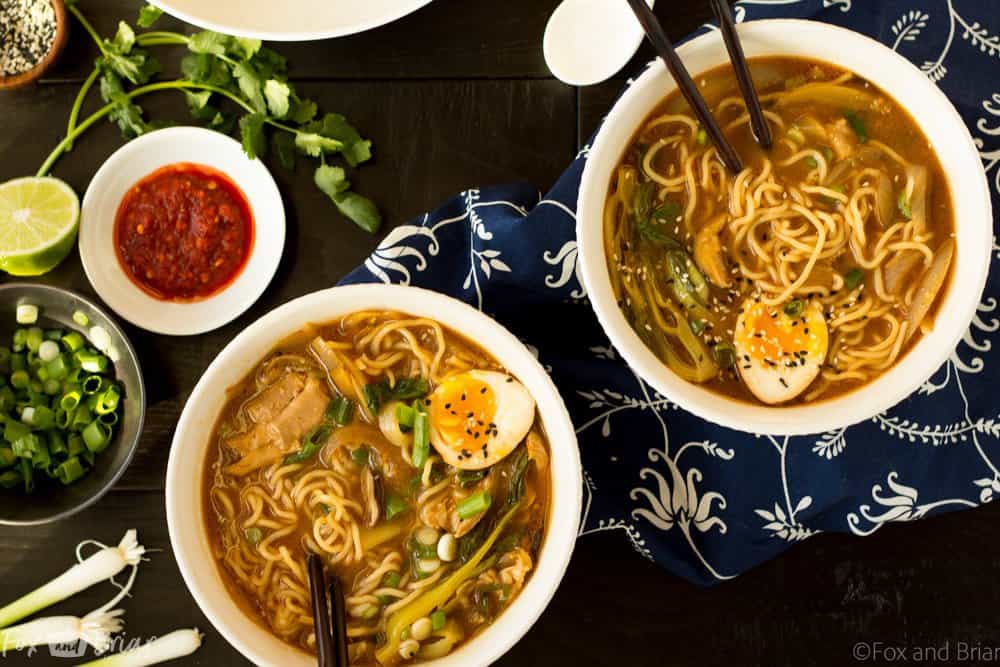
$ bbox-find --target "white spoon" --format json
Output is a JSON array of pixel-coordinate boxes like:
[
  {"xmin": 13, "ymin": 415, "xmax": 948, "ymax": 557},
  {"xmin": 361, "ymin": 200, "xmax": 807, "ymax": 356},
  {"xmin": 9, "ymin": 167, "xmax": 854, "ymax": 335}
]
[{"xmin": 543, "ymin": 0, "xmax": 656, "ymax": 86}]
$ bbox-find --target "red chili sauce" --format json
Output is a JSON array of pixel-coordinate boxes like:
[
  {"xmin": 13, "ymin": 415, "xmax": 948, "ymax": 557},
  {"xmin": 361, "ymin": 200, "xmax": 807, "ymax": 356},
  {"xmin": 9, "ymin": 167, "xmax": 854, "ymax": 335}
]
[{"xmin": 114, "ymin": 163, "xmax": 254, "ymax": 301}]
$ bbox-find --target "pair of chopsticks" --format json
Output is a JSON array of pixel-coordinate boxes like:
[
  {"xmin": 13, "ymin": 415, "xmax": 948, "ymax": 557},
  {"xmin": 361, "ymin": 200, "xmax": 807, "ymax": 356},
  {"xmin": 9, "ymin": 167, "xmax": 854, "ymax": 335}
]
[
  {"xmin": 624, "ymin": 0, "xmax": 772, "ymax": 173},
  {"xmin": 308, "ymin": 553, "xmax": 349, "ymax": 667}
]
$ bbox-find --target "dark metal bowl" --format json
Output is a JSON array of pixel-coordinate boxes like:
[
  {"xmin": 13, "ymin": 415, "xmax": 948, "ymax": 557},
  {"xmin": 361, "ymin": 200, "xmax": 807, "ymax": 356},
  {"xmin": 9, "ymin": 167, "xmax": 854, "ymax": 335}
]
[{"xmin": 0, "ymin": 283, "xmax": 145, "ymax": 525}]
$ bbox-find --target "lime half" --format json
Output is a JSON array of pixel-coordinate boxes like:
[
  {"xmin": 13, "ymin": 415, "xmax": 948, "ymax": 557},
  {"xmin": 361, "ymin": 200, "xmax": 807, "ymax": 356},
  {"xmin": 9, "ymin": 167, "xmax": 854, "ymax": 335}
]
[{"xmin": 0, "ymin": 177, "xmax": 80, "ymax": 276}]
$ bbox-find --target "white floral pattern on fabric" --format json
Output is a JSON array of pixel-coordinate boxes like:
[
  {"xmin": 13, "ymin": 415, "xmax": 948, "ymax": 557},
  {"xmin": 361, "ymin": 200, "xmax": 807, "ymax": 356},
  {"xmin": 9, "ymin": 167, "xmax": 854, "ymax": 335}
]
[{"xmin": 341, "ymin": 1, "xmax": 1000, "ymax": 585}]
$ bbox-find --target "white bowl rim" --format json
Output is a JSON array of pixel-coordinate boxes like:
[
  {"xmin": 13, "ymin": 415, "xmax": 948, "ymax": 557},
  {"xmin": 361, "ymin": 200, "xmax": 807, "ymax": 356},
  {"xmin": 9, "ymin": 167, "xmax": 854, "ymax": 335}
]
[
  {"xmin": 576, "ymin": 19, "xmax": 994, "ymax": 436},
  {"xmin": 80, "ymin": 126, "xmax": 285, "ymax": 336},
  {"xmin": 166, "ymin": 283, "xmax": 582, "ymax": 667},
  {"xmin": 145, "ymin": 0, "xmax": 435, "ymax": 42}
]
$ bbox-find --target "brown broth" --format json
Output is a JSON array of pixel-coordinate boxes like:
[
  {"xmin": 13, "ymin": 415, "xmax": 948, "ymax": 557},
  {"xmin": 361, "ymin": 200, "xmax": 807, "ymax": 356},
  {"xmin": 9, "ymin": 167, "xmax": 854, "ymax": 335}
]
[
  {"xmin": 201, "ymin": 313, "xmax": 551, "ymax": 664},
  {"xmin": 605, "ymin": 56, "xmax": 955, "ymax": 405}
]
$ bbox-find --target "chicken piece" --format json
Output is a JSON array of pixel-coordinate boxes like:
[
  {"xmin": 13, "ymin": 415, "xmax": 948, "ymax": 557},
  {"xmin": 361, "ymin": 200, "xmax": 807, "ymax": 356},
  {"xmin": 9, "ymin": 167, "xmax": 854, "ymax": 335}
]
[
  {"xmin": 225, "ymin": 375, "xmax": 330, "ymax": 475},
  {"xmin": 245, "ymin": 373, "xmax": 305, "ymax": 422},
  {"xmin": 498, "ymin": 547, "xmax": 533, "ymax": 591},
  {"xmin": 420, "ymin": 491, "xmax": 485, "ymax": 538},
  {"xmin": 826, "ymin": 118, "xmax": 857, "ymax": 160}
]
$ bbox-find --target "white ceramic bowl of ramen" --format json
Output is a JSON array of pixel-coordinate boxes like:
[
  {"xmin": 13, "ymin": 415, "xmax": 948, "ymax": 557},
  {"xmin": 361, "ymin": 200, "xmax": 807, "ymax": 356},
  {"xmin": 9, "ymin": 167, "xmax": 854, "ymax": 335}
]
[
  {"xmin": 576, "ymin": 19, "xmax": 992, "ymax": 436},
  {"xmin": 166, "ymin": 284, "xmax": 581, "ymax": 667}
]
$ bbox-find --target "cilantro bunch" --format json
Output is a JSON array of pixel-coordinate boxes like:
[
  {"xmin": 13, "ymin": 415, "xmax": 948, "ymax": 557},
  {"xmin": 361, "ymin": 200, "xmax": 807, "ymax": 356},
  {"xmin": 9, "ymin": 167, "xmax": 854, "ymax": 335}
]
[{"xmin": 39, "ymin": 2, "xmax": 380, "ymax": 232}]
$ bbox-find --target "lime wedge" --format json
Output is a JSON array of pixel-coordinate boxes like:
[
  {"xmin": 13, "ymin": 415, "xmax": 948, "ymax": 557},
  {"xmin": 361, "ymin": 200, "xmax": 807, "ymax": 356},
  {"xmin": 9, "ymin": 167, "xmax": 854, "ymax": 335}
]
[{"xmin": 0, "ymin": 177, "xmax": 80, "ymax": 276}]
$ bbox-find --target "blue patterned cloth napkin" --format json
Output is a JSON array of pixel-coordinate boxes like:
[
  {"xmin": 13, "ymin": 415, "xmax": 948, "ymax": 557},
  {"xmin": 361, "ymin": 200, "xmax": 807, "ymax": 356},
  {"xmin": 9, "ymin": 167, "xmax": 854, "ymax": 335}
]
[{"xmin": 341, "ymin": 0, "xmax": 1000, "ymax": 585}]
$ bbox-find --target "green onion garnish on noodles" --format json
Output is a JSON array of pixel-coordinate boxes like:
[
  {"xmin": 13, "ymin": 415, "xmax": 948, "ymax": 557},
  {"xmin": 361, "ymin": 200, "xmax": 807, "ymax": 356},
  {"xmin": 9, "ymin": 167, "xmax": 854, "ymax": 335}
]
[
  {"xmin": 411, "ymin": 403, "xmax": 430, "ymax": 469},
  {"xmin": 457, "ymin": 491, "xmax": 492, "ymax": 520}
]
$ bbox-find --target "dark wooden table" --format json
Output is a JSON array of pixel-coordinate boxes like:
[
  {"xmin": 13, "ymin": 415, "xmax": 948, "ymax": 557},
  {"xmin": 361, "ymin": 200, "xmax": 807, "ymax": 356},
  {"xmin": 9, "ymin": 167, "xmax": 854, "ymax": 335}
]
[{"xmin": 3, "ymin": 1, "xmax": 999, "ymax": 665}]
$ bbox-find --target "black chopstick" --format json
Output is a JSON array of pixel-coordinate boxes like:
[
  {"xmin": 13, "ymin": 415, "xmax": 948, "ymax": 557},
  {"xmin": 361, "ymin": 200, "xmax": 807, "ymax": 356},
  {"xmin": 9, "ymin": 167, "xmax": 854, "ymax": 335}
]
[
  {"xmin": 328, "ymin": 575, "xmax": 349, "ymax": 667},
  {"xmin": 709, "ymin": 0, "xmax": 773, "ymax": 149},
  {"xmin": 307, "ymin": 553, "xmax": 340, "ymax": 667},
  {"xmin": 624, "ymin": 0, "xmax": 743, "ymax": 174}
]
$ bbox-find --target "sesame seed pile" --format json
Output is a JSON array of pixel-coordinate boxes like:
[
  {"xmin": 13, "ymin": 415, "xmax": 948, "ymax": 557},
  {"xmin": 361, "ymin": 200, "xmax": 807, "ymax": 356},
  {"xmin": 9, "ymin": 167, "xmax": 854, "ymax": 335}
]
[{"xmin": 0, "ymin": 0, "xmax": 56, "ymax": 77}]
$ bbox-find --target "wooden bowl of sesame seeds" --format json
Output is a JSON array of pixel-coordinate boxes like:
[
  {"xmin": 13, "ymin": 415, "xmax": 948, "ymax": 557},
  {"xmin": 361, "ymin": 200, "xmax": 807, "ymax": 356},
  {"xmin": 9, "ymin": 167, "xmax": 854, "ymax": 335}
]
[{"xmin": 0, "ymin": 0, "xmax": 68, "ymax": 90}]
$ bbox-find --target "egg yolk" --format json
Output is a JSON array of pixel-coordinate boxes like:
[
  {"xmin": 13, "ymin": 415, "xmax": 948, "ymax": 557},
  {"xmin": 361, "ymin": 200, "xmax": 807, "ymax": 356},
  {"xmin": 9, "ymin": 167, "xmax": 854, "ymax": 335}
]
[
  {"xmin": 428, "ymin": 375, "xmax": 498, "ymax": 456},
  {"xmin": 739, "ymin": 301, "xmax": 823, "ymax": 365}
]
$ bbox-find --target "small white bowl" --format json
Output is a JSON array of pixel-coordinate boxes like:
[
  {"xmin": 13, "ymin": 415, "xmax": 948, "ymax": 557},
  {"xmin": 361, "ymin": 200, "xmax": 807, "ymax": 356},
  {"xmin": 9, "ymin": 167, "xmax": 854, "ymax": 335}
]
[
  {"xmin": 80, "ymin": 126, "xmax": 285, "ymax": 336},
  {"xmin": 576, "ymin": 20, "xmax": 993, "ymax": 436},
  {"xmin": 166, "ymin": 284, "xmax": 582, "ymax": 667}
]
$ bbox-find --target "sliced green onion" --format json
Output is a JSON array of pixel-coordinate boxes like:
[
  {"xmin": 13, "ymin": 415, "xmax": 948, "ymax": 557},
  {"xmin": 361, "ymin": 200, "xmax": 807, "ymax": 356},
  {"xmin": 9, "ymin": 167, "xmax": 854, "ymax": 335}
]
[
  {"xmin": 696, "ymin": 128, "xmax": 707, "ymax": 145},
  {"xmin": 351, "ymin": 446, "xmax": 370, "ymax": 466},
  {"xmin": 328, "ymin": 397, "xmax": 353, "ymax": 425},
  {"xmin": 282, "ymin": 425, "xmax": 330, "ymax": 465},
  {"xmin": 9, "ymin": 370, "xmax": 29, "ymax": 389},
  {"xmin": 61, "ymin": 389, "xmax": 82, "ymax": 412},
  {"xmin": 844, "ymin": 267, "xmax": 865, "ymax": 290},
  {"xmin": 245, "ymin": 527, "xmax": 263, "ymax": 545},
  {"xmin": 783, "ymin": 299, "xmax": 805, "ymax": 318},
  {"xmin": 805, "ymin": 156, "xmax": 818, "ymax": 168},
  {"xmin": 457, "ymin": 491, "xmax": 492, "ymax": 520},
  {"xmin": 382, "ymin": 571, "xmax": 401, "ymax": 588},
  {"xmin": 54, "ymin": 457, "xmax": 86, "ymax": 485},
  {"xmin": 396, "ymin": 403, "xmax": 416, "ymax": 430},
  {"xmin": 77, "ymin": 351, "xmax": 109, "ymax": 374},
  {"xmin": 0, "ymin": 448, "xmax": 15, "ymax": 468},
  {"xmin": 0, "ymin": 470, "xmax": 19, "ymax": 488},
  {"xmin": 95, "ymin": 385, "xmax": 121, "ymax": 415},
  {"xmin": 99, "ymin": 412, "xmax": 119, "ymax": 426},
  {"xmin": 25, "ymin": 327, "xmax": 43, "ymax": 353},
  {"xmin": 430, "ymin": 609, "xmax": 447, "ymax": 631},
  {"xmin": 61, "ymin": 331, "xmax": 86, "ymax": 352},
  {"xmin": 411, "ymin": 410, "xmax": 430, "ymax": 470},
  {"xmin": 16, "ymin": 305, "xmax": 38, "ymax": 325},
  {"xmin": 72, "ymin": 310, "xmax": 90, "ymax": 327},
  {"xmin": 43, "ymin": 379, "xmax": 61, "ymax": 396},
  {"xmin": 897, "ymin": 190, "xmax": 913, "ymax": 220},
  {"xmin": 82, "ymin": 374, "xmax": 104, "ymax": 394},
  {"xmin": 46, "ymin": 354, "xmax": 69, "ymax": 380},
  {"xmin": 385, "ymin": 493, "xmax": 409, "ymax": 520},
  {"xmin": 82, "ymin": 420, "xmax": 112, "ymax": 453},
  {"xmin": 72, "ymin": 404, "xmax": 93, "ymax": 431},
  {"xmin": 844, "ymin": 110, "xmax": 868, "ymax": 143},
  {"xmin": 89, "ymin": 326, "xmax": 111, "ymax": 353},
  {"xmin": 713, "ymin": 343, "xmax": 737, "ymax": 369}
]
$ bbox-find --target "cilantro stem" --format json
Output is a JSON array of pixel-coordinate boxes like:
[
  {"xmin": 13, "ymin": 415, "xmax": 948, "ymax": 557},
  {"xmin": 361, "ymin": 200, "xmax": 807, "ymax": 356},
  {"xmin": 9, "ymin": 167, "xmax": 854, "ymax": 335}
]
[
  {"xmin": 39, "ymin": 80, "xmax": 300, "ymax": 177},
  {"xmin": 136, "ymin": 31, "xmax": 190, "ymax": 44},
  {"xmin": 66, "ymin": 67, "xmax": 100, "ymax": 152},
  {"xmin": 66, "ymin": 3, "xmax": 108, "ymax": 56},
  {"xmin": 38, "ymin": 81, "xmax": 240, "ymax": 177}
]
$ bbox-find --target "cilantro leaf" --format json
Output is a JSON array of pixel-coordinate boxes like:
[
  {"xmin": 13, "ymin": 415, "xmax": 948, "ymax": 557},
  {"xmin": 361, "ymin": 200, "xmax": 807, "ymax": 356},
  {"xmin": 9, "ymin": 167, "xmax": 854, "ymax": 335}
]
[
  {"xmin": 107, "ymin": 93, "xmax": 149, "ymax": 139},
  {"xmin": 210, "ymin": 111, "xmax": 237, "ymax": 134},
  {"xmin": 180, "ymin": 53, "xmax": 231, "ymax": 88},
  {"xmin": 314, "ymin": 165, "xmax": 380, "ymax": 232},
  {"xmin": 288, "ymin": 96, "xmax": 318, "ymax": 124},
  {"xmin": 294, "ymin": 132, "xmax": 343, "ymax": 157},
  {"xmin": 263, "ymin": 79, "xmax": 291, "ymax": 118},
  {"xmin": 250, "ymin": 47, "xmax": 287, "ymax": 79},
  {"xmin": 239, "ymin": 113, "xmax": 267, "ymax": 160},
  {"xmin": 274, "ymin": 132, "xmax": 296, "ymax": 170},
  {"xmin": 314, "ymin": 165, "xmax": 350, "ymax": 196},
  {"xmin": 110, "ymin": 21, "xmax": 135, "ymax": 52},
  {"xmin": 306, "ymin": 113, "xmax": 371, "ymax": 167},
  {"xmin": 231, "ymin": 37, "xmax": 262, "ymax": 60},
  {"xmin": 184, "ymin": 90, "xmax": 220, "ymax": 122},
  {"xmin": 331, "ymin": 191, "xmax": 381, "ymax": 233},
  {"xmin": 137, "ymin": 5, "xmax": 163, "ymax": 28},
  {"xmin": 103, "ymin": 49, "xmax": 158, "ymax": 84},
  {"xmin": 188, "ymin": 31, "xmax": 231, "ymax": 56},
  {"xmin": 233, "ymin": 61, "xmax": 266, "ymax": 113}
]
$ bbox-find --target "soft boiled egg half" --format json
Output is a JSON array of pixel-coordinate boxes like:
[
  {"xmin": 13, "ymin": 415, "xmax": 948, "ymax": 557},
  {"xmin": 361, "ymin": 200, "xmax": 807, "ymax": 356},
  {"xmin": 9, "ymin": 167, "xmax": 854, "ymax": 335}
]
[
  {"xmin": 733, "ymin": 298, "xmax": 829, "ymax": 404},
  {"xmin": 427, "ymin": 370, "xmax": 536, "ymax": 470}
]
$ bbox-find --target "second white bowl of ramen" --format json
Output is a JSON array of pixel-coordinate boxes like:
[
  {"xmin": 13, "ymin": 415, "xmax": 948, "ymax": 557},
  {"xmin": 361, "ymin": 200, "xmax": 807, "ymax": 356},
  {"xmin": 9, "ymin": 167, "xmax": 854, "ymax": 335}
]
[
  {"xmin": 165, "ymin": 284, "xmax": 582, "ymax": 667},
  {"xmin": 576, "ymin": 19, "xmax": 993, "ymax": 436}
]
